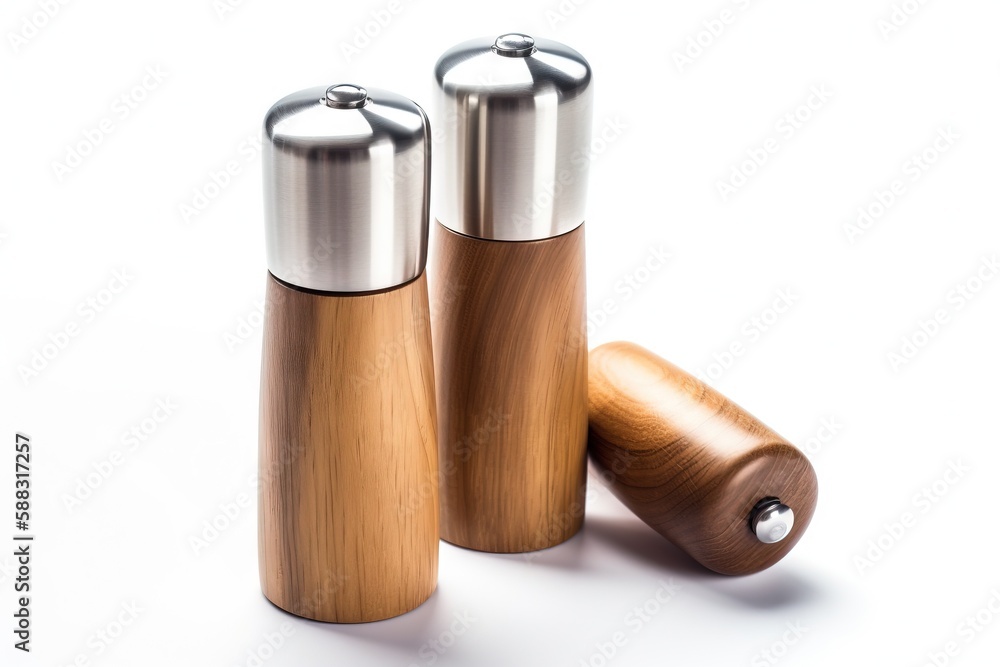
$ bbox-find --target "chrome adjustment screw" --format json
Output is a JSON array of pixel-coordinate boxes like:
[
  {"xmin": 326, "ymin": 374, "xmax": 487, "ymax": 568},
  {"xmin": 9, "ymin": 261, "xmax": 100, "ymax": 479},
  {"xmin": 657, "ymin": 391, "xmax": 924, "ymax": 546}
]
[{"xmin": 751, "ymin": 499, "xmax": 794, "ymax": 544}]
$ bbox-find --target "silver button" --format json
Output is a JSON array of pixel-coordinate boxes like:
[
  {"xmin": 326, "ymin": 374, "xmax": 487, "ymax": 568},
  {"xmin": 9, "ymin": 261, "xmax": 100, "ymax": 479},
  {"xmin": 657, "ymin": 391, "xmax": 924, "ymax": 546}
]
[
  {"xmin": 493, "ymin": 33, "xmax": 536, "ymax": 57},
  {"xmin": 751, "ymin": 499, "xmax": 795, "ymax": 544},
  {"xmin": 324, "ymin": 84, "xmax": 368, "ymax": 109}
]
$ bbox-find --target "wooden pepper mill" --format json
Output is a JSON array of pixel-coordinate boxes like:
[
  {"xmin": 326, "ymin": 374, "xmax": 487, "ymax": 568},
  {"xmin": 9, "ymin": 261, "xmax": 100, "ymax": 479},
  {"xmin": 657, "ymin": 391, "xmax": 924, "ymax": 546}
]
[
  {"xmin": 588, "ymin": 342, "xmax": 818, "ymax": 575},
  {"xmin": 258, "ymin": 84, "xmax": 438, "ymax": 622},
  {"xmin": 430, "ymin": 34, "xmax": 594, "ymax": 553}
]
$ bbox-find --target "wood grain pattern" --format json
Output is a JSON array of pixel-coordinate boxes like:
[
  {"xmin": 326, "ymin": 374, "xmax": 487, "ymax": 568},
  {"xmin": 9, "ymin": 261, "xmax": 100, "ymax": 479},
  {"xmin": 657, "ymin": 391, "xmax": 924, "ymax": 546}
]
[
  {"xmin": 588, "ymin": 342, "xmax": 818, "ymax": 575},
  {"xmin": 258, "ymin": 272, "xmax": 438, "ymax": 622},
  {"xmin": 429, "ymin": 222, "xmax": 589, "ymax": 553}
]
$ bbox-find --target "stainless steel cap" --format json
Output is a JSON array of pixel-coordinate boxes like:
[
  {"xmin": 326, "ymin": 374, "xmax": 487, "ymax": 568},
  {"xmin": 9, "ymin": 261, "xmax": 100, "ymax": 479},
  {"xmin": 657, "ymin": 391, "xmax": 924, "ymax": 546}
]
[
  {"xmin": 434, "ymin": 34, "xmax": 593, "ymax": 242},
  {"xmin": 263, "ymin": 85, "xmax": 430, "ymax": 293}
]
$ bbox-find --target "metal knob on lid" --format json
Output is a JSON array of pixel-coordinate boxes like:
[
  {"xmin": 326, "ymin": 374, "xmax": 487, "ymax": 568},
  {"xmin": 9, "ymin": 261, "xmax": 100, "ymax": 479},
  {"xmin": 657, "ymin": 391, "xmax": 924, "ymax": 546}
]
[
  {"xmin": 492, "ymin": 33, "xmax": 537, "ymax": 57},
  {"xmin": 262, "ymin": 84, "xmax": 430, "ymax": 293},
  {"xmin": 434, "ymin": 34, "xmax": 594, "ymax": 241}
]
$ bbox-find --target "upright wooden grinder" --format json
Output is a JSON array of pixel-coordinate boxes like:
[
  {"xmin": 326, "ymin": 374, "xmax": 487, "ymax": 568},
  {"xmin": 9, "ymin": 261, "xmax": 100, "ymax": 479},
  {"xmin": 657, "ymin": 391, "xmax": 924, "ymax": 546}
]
[
  {"xmin": 588, "ymin": 342, "xmax": 818, "ymax": 575},
  {"xmin": 258, "ymin": 84, "xmax": 438, "ymax": 621},
  {"xmin": 430, "ymin": 34, "xmax": 594, "ymax": 553}
]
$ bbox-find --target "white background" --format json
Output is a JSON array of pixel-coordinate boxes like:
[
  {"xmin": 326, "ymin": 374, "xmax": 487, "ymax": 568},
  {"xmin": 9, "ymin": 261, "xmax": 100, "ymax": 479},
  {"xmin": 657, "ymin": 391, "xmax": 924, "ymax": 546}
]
[{"xmin": 2, "ymin": 0, "xmax": 999, "ymax": 665}]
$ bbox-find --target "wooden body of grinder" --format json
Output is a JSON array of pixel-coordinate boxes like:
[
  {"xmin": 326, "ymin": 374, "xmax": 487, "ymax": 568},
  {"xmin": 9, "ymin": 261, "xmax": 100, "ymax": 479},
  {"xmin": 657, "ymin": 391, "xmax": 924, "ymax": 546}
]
[
  {"xmin": 258, "ymin": 85, "xmax": 438, "ymax": 622},
  {"xmin": 430, "ymin": 34, "xmax": 594, "ymax": 553},
  {"xmin": 588, "ymin": 342, "xmax": 818, "ymax": 575}
]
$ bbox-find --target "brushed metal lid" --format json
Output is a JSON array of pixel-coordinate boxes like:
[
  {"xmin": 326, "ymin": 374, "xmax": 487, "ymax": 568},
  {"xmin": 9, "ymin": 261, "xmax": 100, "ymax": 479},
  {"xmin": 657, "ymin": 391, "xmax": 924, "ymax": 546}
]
[
  {"xmin": 262, "ymin": 84, "xmax": 430, "ymax": 293},
  {"xmin": 434, "ymin": 34, "xmax": 593, "ymax": 241}
]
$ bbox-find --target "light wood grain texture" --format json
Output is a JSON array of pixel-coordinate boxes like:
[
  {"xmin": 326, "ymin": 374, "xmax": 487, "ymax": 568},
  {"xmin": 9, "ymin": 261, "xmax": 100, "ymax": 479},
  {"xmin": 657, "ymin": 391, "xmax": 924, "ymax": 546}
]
[
  {"xmin": 588, "ymin": 342, "xmax": 818, "ymax": 575},
  {"xmin": 429, "ymin": 222, "xmax": 589, "ymax": 553},
  {"xmin": 258, "ymin": 272, "xmax": 438, "ymax": 622}
]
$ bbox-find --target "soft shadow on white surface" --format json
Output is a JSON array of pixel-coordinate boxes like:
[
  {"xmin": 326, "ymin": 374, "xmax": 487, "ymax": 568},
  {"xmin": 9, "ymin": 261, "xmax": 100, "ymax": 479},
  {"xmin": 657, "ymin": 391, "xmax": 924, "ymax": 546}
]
[
  {"xmin": 474, "ymin": 511, "xmax": 828, "ymax": 608},
  {"xmin": 256, "ymin": 514, "xmax": 834, "ymax": 667},
  {"xmin": 261, "ymin": 585, "xmax": 445, "ymax": 644},
  {"xmin": 584, "ymin": 514, "xmax": 827, "ymax": 609},
  {"xmin": 582, "ymin": 516, "xmax": 710, "ymax": 576}
]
